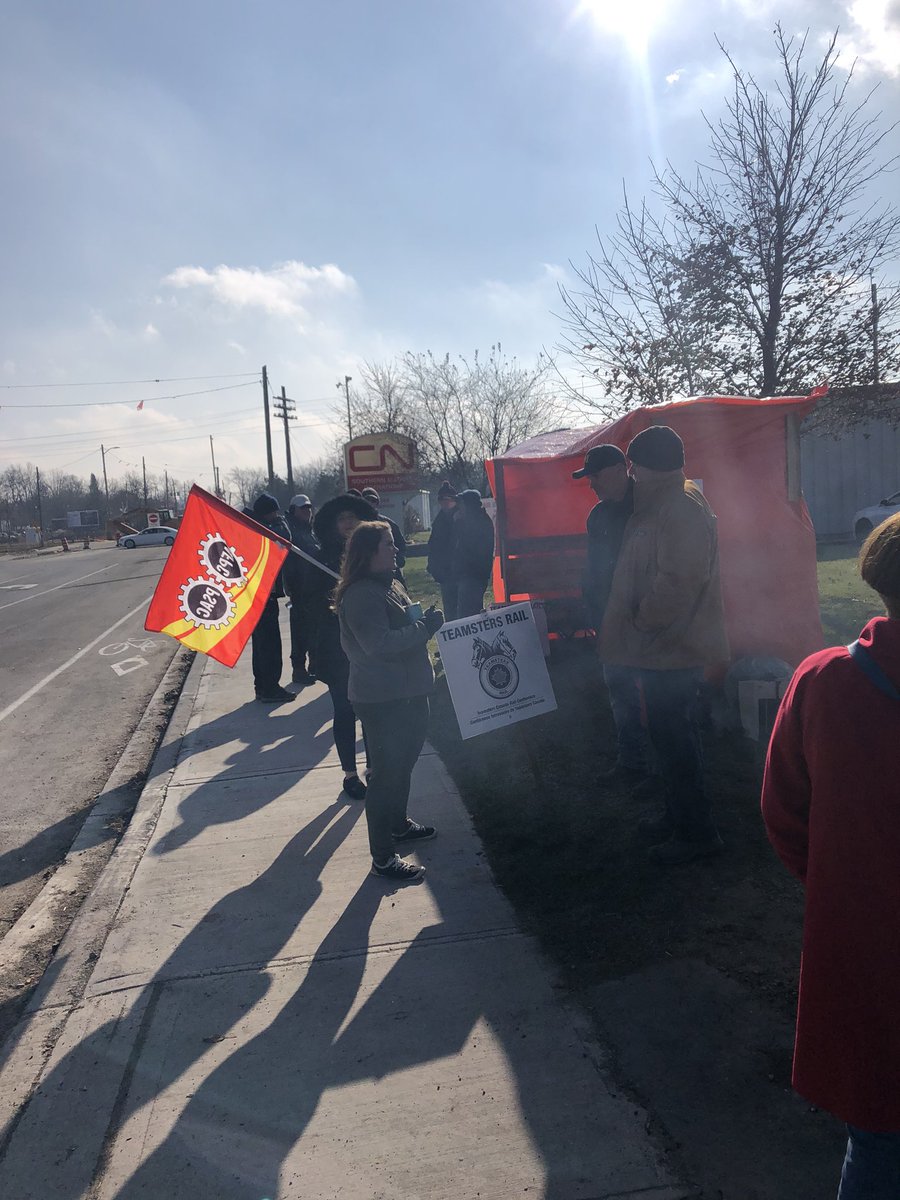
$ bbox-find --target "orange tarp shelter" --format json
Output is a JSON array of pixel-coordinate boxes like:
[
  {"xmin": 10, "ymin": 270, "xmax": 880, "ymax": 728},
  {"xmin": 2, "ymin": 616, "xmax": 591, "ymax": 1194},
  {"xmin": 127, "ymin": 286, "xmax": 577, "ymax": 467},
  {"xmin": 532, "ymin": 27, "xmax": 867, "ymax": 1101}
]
[{"xmin": 486, "ymin": 395, "xmax": 824, "ymax": 667}]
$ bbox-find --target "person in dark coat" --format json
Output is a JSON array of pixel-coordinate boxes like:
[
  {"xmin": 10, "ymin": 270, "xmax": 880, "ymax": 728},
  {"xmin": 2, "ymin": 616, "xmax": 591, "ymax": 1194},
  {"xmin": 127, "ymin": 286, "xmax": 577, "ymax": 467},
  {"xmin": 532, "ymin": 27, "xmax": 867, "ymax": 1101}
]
[
  {"xmin": 452, "ymin": 489, "xmax": 495, "ymax": 618},
  {"xmin": 426, "ymin": 481, "xmax": 459, "ymax": 622},
  {"xmin": 250, "ymin": 493, "xmax": 296, "ymax": 704},
  {"xmin": 600, "ymin": 427, "xmax": 729, "ymax": 864},
  {"xmin": 360, "ymin": 487, "xmax": 407, "ymax": 583},
  {"xmin": 283, "ymin": 494, "xmax": 319, "ymax": 686},
  {"xmin": 762, "ymin": 512, "xmax": 900, "ymax": 1200},
  {"xmin": 304, "ymin": 493, "xmax": 377, "ymax": 799},
  {"xmin": 573, "ymin": 445, "xmax": 648, "ymax": 783}
]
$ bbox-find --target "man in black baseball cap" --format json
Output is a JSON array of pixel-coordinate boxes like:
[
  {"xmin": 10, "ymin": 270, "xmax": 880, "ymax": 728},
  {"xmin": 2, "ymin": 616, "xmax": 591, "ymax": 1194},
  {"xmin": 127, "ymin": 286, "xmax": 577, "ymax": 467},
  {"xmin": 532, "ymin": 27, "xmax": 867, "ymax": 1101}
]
[
  {"xmin": 574, "ymin": 444, "xmax": 650, "ymax": 785},
  {"xmin": 600, "ymin": 425, "xmax": 729, "ymax": 865}
]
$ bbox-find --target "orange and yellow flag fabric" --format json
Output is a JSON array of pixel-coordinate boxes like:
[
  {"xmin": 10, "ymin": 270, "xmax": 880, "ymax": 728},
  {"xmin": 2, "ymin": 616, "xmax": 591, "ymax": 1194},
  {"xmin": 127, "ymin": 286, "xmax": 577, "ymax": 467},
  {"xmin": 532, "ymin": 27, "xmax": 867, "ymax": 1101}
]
[{"xmin": 145, "ymin": 485, "xmax": 289, "ymax": 667}]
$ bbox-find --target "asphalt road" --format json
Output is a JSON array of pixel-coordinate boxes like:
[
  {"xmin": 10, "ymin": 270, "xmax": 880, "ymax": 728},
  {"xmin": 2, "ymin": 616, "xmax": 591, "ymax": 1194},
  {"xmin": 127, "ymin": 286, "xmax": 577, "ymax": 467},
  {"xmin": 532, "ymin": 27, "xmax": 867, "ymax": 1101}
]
[{"xmin": 0, "ymin": 542, "xmax": 179, "ymax": 941}]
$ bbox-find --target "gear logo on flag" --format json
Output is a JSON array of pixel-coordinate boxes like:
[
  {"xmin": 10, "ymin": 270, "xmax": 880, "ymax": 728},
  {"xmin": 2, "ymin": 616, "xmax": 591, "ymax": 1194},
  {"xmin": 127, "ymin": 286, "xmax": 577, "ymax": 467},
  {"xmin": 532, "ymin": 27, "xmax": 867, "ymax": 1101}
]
[
  {"xmin": 179, "ymin": 576, "xmax": 236, "ymax": 630},
  {"xmin": 198, "ymin": 532, "xmax": 247, "ymax": 587}
]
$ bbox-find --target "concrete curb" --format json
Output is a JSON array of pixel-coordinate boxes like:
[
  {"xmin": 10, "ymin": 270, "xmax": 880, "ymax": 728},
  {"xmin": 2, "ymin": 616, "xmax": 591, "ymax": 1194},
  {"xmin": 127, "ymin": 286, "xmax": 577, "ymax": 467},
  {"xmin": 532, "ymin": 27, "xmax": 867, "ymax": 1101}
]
[{"xmin": 0, "ymin": 650, "xmax": 206, "ymax": 1139}]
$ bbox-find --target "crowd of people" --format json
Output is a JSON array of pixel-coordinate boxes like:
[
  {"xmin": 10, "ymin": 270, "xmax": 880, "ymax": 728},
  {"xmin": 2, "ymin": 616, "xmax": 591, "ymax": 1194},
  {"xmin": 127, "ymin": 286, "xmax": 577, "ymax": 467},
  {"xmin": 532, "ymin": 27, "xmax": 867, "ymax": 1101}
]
[
  {"xmin": 244, "ymin": 481, "xmax": 493, "ymax": 880},
  {"xmin": 242, "ymin": 446, "xmax": 900, "ymax": 1197}
]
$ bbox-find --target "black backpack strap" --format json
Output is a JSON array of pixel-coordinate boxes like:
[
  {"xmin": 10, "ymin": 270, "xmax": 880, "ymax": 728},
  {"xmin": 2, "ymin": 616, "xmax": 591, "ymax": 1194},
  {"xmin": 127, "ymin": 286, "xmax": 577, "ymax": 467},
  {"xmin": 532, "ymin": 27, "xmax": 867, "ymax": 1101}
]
[{"xmin": 847, "ymin": 640, "xmax": 900, "ymax": 701}]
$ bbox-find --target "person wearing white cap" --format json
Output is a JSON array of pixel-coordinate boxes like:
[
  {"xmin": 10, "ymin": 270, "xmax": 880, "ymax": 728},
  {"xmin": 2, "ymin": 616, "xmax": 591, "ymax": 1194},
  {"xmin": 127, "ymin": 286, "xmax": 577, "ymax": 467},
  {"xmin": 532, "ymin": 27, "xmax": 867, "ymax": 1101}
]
[{"xmin": 284, "ymin": 494, "xmax": 318, "ymax": 686}]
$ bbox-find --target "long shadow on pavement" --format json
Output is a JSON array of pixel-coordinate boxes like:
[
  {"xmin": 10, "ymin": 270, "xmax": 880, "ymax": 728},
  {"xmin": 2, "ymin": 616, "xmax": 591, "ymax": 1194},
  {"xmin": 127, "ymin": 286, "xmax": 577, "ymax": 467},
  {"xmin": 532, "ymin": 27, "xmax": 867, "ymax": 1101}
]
[
  {"xmin": 0, "ymin": 798, "xmax": 363, "ymax": 1198},
  {"xmin": 154, "ymin": 691, "xmax": 337, "ymax": 856}
]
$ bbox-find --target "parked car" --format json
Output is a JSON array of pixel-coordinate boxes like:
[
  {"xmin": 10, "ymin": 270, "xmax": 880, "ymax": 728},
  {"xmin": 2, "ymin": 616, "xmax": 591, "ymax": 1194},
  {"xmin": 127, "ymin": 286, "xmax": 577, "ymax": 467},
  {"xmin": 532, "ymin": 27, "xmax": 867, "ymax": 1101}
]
[
  {"xmin": 117, "ymin": 526, "xmax": 178, "ymax": 549},
  {"xmin": 853, "ymin": 491, "xmax": 900, "ymax": 542}
]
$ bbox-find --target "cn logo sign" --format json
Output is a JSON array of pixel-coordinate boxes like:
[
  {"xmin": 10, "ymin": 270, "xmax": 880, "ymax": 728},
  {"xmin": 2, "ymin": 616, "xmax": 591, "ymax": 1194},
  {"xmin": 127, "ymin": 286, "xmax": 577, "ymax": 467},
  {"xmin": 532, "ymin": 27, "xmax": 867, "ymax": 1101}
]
[{"xmin": 348, "ymin": 442, "xmax": 415, "ymax": 473}]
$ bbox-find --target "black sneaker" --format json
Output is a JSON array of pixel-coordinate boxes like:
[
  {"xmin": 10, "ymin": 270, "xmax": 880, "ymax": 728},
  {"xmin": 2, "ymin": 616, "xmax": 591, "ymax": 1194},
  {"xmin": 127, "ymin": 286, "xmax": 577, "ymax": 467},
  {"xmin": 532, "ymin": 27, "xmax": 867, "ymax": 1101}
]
[
  {"xmin": 370, "ymin": 854, "xmax": 426, "ymax": 883},
  {"xmin": 342, "ymin": 775, "xmax": 367, "ymax": 801},
  {"xmin": 292, "ymin": 669, "xmax": 317, "ymax": 686},
  {"xmin": 256, "ymin": 686, "xmax": 297, "ymax": 703},
  {"xmin": 393, "ymin": 820, "xmax": 437, "ymax": 843}
]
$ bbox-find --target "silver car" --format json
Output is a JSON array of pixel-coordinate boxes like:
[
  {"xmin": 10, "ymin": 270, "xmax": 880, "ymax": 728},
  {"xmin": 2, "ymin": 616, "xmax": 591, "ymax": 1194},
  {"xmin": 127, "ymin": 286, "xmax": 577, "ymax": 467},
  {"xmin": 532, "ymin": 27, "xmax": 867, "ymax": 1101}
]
[
  {"xmin": 853, "ymin": 492, "xmax": 900, "ymax": 542},
  {"xmin": 118, "ymin": 526, "xmax": 178, "ymax": 549}
]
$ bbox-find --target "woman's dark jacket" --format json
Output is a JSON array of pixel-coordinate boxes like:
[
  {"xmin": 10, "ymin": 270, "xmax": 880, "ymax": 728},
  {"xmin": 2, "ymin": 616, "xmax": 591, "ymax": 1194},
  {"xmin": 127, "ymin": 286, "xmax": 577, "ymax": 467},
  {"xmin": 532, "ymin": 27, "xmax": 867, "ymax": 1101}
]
[{"xmin": 302, "ymin": 495, "xmax": 376, "ymax": 686}]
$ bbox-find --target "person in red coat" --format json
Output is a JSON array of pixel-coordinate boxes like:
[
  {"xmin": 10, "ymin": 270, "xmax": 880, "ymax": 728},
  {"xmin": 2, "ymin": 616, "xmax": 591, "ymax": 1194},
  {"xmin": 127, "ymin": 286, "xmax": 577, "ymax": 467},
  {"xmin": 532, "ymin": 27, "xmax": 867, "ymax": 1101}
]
[{"xmin": 762, "ymin": 511, "xmax": 900, "ymax": 1199}]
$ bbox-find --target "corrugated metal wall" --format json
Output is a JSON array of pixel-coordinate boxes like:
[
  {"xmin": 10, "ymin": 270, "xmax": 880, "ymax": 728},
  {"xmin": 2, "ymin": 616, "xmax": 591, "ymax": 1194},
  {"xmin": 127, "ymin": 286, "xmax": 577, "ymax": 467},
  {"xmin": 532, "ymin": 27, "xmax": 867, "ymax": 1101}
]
[{"xmin": 801, "ymin": 417, "xmax": 900, "ymax": 538}]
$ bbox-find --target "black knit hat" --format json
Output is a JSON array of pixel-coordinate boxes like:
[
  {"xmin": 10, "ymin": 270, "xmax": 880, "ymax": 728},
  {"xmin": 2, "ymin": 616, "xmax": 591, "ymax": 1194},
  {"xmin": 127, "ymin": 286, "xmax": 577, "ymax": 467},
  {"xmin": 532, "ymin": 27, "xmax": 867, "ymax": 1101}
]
[
  {"xmin": 626, "ymin": 426, "xmax": 685, "ymax": 471},
  {"xmin": 437, "ymin": 480, "xmax": 457, "ymax": 499},
  {"xmin": 252, "ymin": 492, "xmax": 279, "ymax": 517},
  {"xmin": 572, "ymin": 444, "xmax": 626, "ymax": 479}
]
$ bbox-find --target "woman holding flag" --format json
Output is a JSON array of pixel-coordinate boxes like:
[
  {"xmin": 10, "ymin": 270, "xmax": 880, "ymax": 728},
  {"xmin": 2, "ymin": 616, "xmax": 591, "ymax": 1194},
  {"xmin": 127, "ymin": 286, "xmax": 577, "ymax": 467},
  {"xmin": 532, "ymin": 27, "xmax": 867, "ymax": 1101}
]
[
  {"xmin": 336, "ymin": 521, "xmax": 443, "ymax": 884},
  {"xmin": 304, "ymin": 494, "xmax": 377, "ymax": 800}
]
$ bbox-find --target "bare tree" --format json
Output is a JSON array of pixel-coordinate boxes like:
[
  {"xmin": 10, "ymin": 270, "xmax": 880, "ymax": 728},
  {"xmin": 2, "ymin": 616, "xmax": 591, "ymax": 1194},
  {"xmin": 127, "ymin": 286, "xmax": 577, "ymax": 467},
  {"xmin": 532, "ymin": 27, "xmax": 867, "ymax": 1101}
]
[
  {"xmin": 227, "ymin": 466, "xmax": 269, "ymax": 508},
  {"xmin": 339, "ymin": 348, "xmax": 558, "ymax": 485},
  {"xmin": 334, "ymin": 360, "xmax": 418, "ymax": 440},
  {"xmin": 559, "ymin": 26, "xmax": 900, "ymax": 409}
]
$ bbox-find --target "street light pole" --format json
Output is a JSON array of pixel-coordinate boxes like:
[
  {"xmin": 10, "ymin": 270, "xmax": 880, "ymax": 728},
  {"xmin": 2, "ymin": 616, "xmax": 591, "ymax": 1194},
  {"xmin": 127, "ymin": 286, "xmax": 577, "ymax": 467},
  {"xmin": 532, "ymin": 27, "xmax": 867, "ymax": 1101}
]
[
  {"xmin": 100, "ymin": 444, "xmax": 119, "ymax": 534},
  {"xmin": 210, "ymin": 436, "xmax": 220, "ymax": 497},
  {"xmin": 336, "ymin": 375, "xmax": 353, "ymax": 440}
]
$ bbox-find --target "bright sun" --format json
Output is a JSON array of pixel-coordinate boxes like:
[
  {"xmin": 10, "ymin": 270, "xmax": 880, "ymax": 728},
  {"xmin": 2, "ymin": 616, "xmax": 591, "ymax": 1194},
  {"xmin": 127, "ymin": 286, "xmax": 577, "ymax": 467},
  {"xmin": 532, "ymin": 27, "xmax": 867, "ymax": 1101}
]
[{"xmin": 573, "ymin": 0, "xmax": 667, "ymax": 54}]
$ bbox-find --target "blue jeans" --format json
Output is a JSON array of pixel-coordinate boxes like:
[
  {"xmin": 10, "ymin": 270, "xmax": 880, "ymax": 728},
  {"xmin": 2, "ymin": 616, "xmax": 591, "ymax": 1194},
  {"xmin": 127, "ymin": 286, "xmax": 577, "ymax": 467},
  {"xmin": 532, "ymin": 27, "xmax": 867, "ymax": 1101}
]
[
  {"xmin": 839, "ymin": 1125, "xmax": 900, "ymax": 1198},
  {"xmin": 602, "ymin": 664, "xmax": 648, "ymax": 771},
  {"xmin": 638, "ymin": 667, "xmax": 715, "ymax": 842}
]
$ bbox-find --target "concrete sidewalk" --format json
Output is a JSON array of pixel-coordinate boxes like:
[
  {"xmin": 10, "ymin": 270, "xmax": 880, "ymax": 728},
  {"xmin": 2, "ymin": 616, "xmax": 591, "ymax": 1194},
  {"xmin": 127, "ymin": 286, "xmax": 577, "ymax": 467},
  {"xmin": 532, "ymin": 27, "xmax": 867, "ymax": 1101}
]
[{"xmin": 0, "ymin": 630, "xmax": 692, "ymax": 1200}]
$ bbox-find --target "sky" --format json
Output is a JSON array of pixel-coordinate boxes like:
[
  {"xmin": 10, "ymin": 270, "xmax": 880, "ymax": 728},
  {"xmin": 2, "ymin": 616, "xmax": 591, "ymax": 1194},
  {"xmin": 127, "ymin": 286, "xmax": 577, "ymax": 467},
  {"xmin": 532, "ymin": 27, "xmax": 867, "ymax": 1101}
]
[{"xmin": 1, "ymin": 0, "xmax": 898, "ymax": 495}]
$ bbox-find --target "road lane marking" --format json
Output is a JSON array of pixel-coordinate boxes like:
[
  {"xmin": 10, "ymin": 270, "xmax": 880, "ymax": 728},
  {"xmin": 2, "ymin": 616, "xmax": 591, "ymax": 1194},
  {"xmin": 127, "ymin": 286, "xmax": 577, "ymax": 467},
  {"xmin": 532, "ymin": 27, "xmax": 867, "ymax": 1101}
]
[
  {"xmin": 0, "ymin": 562, "xmax": 123, "ymax": 611},
  {"xmin": 0, "ymin": 595, "xmax": 155, "ymax": 725},
  {"xmin": 0, "ymin": 584, "xmax": 37, "ymax": 591},
  {"xmin": 111, "ymin": 656, "xmax": 150, "ymax": 676}
]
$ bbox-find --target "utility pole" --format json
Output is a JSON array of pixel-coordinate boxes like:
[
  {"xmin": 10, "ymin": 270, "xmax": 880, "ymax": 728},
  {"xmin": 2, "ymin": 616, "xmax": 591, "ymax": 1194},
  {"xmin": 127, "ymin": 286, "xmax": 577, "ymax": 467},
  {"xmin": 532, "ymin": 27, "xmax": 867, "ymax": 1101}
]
[
  {"xmin": 344, "ymin": 375, "xmax": 353, "ymax": 440},
  {"xmin": 209, "ymin": 436, "xmax": 220, "ymax": 497},
  {"xmin": 142, "ymin": 456, "xmax": 149, "ymax": 510},
  {"xmin": 262, "ymin": 365, "xmax": 275, "ymax": 491},
  {"xmin": 35, "ymin": 467, "xmax": 44, "ymax": 543},
  {"xmin": 273, "ymin": 386, "xmax": 297, "ymax": 492},
  {"xmin": 872, "ymin": 280, "xmax": 881, "ymax": 386},
  {"xmin": 101, "ymin": 444, "xmax": 112, "ymax": 524},
  {"xmin": 164, "ymin": 469, "xmax": 170, "ymax": 509}
]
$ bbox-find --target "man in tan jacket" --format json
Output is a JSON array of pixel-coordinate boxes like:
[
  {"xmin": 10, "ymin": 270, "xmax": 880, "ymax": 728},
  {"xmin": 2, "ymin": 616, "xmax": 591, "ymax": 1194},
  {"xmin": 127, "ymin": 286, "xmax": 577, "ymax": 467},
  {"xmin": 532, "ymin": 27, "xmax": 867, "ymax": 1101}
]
[{"xmin": 600, "ymin": 425, "xmax": 729, "ymax": 864}]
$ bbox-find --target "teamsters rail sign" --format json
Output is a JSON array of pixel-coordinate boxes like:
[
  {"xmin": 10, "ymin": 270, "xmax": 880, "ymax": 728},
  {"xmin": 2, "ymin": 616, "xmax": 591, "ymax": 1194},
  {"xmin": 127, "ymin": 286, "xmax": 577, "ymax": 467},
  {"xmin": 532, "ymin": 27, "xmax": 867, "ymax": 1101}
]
[{"xmin": 436, "ymin": 602, "xmax": 557, "ymax": 739}]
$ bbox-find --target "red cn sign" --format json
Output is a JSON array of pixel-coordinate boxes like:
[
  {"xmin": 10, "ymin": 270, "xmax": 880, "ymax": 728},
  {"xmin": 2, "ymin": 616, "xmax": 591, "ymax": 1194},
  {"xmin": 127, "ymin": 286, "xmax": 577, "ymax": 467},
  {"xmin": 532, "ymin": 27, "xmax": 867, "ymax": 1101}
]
[{"xmin": 344, "ymin": 433, "xmax": 419, "ymax": 493}]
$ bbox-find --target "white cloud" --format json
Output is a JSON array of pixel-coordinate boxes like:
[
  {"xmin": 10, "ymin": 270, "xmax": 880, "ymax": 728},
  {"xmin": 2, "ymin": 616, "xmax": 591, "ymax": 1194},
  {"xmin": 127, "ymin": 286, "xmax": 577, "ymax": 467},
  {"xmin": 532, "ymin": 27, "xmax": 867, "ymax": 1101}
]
[
  {"xmin": 665, "ymin": 69, "xmax": 684, "ymax": 85},
  {"xmin": 837, "ymin": 0, "xmax": 900, "ymax": 75},
  {"xmin": 164, "ymin": 260, "xmax": 358, "ymax": 326}
]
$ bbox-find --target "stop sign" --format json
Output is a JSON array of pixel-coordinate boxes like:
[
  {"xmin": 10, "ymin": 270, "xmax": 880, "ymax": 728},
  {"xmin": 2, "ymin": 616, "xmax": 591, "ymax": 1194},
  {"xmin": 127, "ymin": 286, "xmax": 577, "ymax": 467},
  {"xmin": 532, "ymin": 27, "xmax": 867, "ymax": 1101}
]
[{"xmin": 147, "ymin": 512, "xmax": 160, "ymax": 526}]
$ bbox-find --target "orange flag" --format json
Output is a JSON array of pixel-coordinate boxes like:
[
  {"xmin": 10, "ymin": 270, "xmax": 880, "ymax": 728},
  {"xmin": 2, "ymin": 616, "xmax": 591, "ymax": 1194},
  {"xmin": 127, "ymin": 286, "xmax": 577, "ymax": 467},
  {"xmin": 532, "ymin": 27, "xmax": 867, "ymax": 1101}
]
[{"xmin": 145, "ymin": 485, "xmax": 289, "ymax": 667}]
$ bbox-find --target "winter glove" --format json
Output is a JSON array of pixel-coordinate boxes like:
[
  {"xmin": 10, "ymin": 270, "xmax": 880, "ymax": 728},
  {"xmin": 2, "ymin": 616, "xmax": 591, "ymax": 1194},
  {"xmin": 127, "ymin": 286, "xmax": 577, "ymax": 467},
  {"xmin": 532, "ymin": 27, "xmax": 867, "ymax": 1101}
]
[{"xmin": 423, "ymin": 607, "xmax": 444, "ymax": 637}]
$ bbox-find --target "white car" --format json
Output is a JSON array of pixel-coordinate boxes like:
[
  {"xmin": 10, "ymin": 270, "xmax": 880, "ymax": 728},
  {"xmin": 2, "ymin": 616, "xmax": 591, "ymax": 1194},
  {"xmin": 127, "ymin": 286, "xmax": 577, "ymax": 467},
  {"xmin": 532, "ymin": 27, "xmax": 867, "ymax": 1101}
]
[
  {"xmin": 853, "ymin": 491, "xmax": 900, "ymax": 542},
  {"xmin": 118, "ymin": 526, "xmax": 178, "ymax": 549}
]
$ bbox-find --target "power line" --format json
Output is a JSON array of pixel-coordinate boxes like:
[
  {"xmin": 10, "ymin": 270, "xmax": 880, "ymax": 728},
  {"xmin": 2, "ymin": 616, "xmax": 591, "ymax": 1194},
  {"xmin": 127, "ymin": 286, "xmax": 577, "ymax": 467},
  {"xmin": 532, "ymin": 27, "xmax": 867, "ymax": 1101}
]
[
  {"xmin": 0, "ymin": 380, "xmax": 259, "ymax": 409},
  {"xmin": 0, "ymin": 371, "xmax": 261, "ymax": 390},
  {"xmin": 0, "ymin": 405, "xmax": 262, "ymax": 446}
]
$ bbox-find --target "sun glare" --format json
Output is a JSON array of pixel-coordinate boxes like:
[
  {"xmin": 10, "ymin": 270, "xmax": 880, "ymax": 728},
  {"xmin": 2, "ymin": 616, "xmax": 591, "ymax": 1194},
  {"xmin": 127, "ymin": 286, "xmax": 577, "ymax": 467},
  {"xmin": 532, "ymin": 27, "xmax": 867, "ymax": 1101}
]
[{"xmin": 574, "ymin": 0, "xmax": 667, "ymax": 55}]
